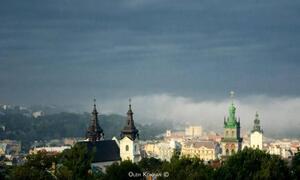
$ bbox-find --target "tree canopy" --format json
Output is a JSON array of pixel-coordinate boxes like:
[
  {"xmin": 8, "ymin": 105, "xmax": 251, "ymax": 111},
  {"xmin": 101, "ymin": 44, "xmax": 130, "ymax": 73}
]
[
  {"xmin": 214, "ymin": 148, "xmax": 291, "ymax": 180},
  {"xmin": 2, "ymin": 147, "xmax": 298, "ymax": 180}
]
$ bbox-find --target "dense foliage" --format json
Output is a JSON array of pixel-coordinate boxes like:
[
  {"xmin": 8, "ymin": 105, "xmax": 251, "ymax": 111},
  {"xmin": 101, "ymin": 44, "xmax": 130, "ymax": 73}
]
[
  {"xmin": 214, "ymin": 148, "xmax": 291, "ymax": 180},
  {"xmin": 160, "ymin": 155, "xmax": 214, "ymax": 180},
  {"xmin": 1, "ymin": 147, "xmax": 299, "ymax": 180},
  {"xmin": 0, "ymin": 112, "xmax": 171, "ymax": 151},
  {"xmin": 291, "ymin": 152, "xmax": 300, "ymax": 180},
  {"xmin": 56, "ymin": 143, "xmax": 94, "ymax": 180},
  {"xmin": 10, "ymin": 150, "xmax": 58, "ymax": 180}
]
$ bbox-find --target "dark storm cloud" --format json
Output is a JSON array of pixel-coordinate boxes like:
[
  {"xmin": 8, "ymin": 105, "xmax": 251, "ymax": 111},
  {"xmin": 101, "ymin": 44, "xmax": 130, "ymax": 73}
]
[{"xmin": 0, "ymin": 0, "xmax": 300, "ymax": 106}]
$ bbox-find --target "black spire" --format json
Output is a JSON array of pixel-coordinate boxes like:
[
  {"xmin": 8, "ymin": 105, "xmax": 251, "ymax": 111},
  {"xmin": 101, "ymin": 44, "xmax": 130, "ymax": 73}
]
[
  {"xmin": 120, "ymin": 99, "xmax": 139, "ymax": 140},
  {"xmin": 86, "ymin": 98, "xmax": 104, "ymax": 142},
  {"xmin": 252, "ymin": 112, "xmax": 263, "ymax": 133}
]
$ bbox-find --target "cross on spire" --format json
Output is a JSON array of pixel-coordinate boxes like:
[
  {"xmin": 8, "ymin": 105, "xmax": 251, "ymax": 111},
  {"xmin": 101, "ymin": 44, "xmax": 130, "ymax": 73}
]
[
  {"xmin": 129, "ymin": 98, "xmax": 132, "ymax": 110},
  {"xmin": 230, "ymin": 91, "xmax": 235, "ymax": 98},
  {"xmin": 230, "ymin": 91, "xmax": 235, "ymax": 104}
]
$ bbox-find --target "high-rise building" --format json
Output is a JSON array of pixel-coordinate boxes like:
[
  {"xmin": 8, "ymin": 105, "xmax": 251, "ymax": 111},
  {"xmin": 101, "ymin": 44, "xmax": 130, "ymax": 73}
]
[
  {"xmin": 221, "ymin": 102, "xmax": 243, "ymax": 157},
  {"xmin": 250, "ymin": 112, "xmax": 263, "ymax": 150},
  {"xmin": 119, "ymin": 100, "xmax": 141, "ymax": 163}
]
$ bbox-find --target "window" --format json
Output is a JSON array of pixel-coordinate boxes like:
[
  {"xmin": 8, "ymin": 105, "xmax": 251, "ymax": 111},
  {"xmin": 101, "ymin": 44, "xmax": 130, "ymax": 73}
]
[
  {"xmin": 232, "ymin": 131, "xmax": 234, "ymax": 137},
  {"xmin": 126, "ymin": 145, "xmax": 129, "ymax": 151},
  {"xmin": 226, "ymin": 149, "xmax": 229, "ymax": 155},
  {"xmin": 134, "ymin": 145, "xmax": 137, "ymax": 152}
]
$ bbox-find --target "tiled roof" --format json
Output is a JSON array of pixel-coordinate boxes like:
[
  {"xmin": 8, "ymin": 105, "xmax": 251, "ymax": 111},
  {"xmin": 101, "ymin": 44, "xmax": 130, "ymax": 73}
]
[
  {"xmin": 78, "ymin": 140, "xmax": 121, "ymax": 163},
  {"xmin": 184, "ymin": 141, "xmax": 215, "ymax": 149}
]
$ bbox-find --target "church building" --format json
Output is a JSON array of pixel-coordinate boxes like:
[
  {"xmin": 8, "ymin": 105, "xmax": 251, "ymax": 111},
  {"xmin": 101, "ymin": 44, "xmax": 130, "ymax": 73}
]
[
  {"xmin": 250, "ymin": 112, "xmax": 263, "ymax": 150},
  {"xmin": 119, "ymin": 100, "xmax": 141, "ymax": 163},
  {"xmin": 77, "ymin": 99, "xmax": 121, "ymax": 172},
  {"xmin": 221, "ymin": 101, "xmax": 243, "ymax": 157}
]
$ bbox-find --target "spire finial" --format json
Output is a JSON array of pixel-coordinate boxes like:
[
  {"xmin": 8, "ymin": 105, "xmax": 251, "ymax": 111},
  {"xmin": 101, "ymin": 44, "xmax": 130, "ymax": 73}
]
[
  {"xmin": 129, "ymin": 98, "xmax": 132, "ymax": 109},
  {"xmin": 230, "ymin": 91, "xmax": 235, "ymax": 101}
]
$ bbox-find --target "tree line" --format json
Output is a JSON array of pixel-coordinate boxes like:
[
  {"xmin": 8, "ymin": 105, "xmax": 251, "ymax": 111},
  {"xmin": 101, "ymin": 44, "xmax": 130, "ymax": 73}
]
[{"xmin": 1, "ymin": 144, "xmax": 299, "ymax": 180}]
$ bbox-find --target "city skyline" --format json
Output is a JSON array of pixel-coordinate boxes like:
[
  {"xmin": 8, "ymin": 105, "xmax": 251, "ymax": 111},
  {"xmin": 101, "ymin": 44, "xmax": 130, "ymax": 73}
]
[{"xmin": 0, "ymin": 1, "xmax": 300, "ymax": 178}]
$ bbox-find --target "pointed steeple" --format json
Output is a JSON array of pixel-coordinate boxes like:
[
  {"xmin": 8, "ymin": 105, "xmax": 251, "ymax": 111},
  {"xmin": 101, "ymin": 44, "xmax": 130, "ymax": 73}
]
[
  {"xmin": 121, "ymin": 99, "xmax": 139, "ymax": 140},
  {"xmin": 252, "ymin": 112, "xmax": 263, "ymax": 133},
  {"xmin": 86, "ymin": 98, "xmax": 104, "ymax": 142}
]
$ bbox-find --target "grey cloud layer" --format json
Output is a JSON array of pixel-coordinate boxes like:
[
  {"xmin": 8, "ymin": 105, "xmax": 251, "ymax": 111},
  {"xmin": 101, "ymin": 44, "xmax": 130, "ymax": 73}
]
[{"xmin": 0, "ymin": 0, "xmax": 300, "ymax": 106}]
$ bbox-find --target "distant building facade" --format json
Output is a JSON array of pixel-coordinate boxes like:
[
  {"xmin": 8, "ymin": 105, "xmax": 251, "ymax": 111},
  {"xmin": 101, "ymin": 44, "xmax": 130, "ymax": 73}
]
[
  {"xmin": 144, "ymin": 140, "xmax": 181, "ymax": 161},
  {"xmin": 185, "ymin": 126, "xmax": 203, "ymax": 137},
  {"xmin": 32, "ymin": 111, "xmax": 44, "ymax": 118},
  {"xmin": 30, "ymin": 146, "xmax": 71, "ymax": 154},
  {"xmin": 181, "ymin": 140, "xmax": 218, "ymax": 161},
  {"xmin": 0, "ymin": 140, "xmax": 21, "ymax": 155},
  {"xmin": 164, "ymin": 130, "xmax": 185, "ymax": 143}
]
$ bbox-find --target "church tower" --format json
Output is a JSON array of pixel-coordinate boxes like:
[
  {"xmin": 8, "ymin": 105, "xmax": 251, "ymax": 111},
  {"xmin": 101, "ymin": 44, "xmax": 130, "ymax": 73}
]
[
  {"xmin": 86, "ymin": 99, "xmax": 104, "ymax": 142},
  {"xmin": 119, "ymin": 99, "xmax": 141, "ymax": 162},
  {"xmin": 250, "ymin": 112, "xmax": 263, "ymax": 150},
  {"xmin": 221, "ymin": 92, "xmax": 243, "ymax": 157}
]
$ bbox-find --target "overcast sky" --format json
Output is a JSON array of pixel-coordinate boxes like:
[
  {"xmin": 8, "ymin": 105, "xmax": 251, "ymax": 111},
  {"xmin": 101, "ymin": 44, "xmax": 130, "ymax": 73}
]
[{"xmin": 1, "ymin": 0, "xmax": 300, "ymax": 136}]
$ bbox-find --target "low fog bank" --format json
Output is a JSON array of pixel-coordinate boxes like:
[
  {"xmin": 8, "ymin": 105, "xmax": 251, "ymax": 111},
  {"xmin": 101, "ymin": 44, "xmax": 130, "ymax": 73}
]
[{"xmin": 100, "ymin": 94, "xmax": 300, "ymax": 138}]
